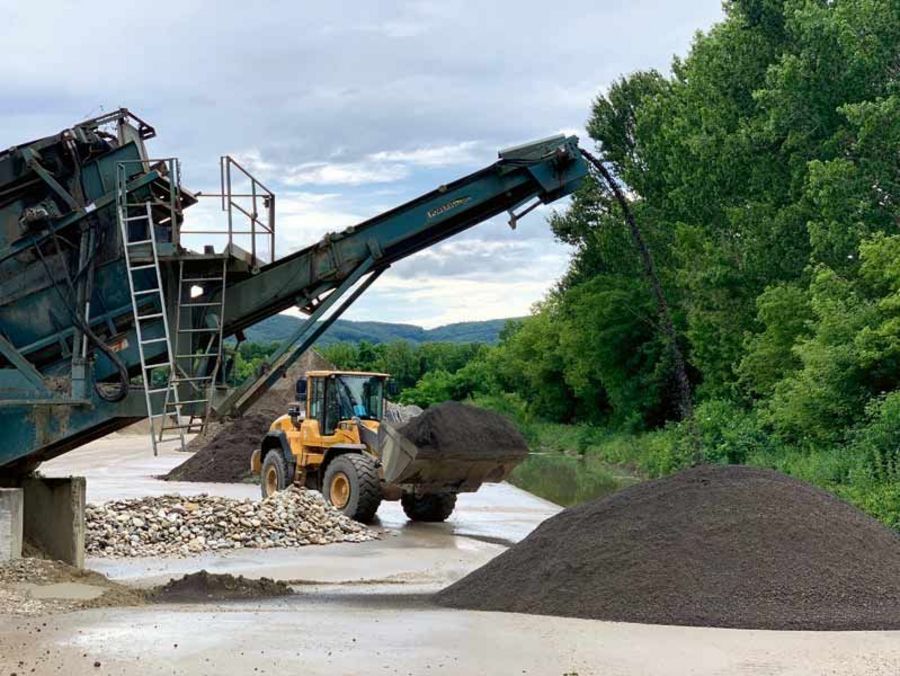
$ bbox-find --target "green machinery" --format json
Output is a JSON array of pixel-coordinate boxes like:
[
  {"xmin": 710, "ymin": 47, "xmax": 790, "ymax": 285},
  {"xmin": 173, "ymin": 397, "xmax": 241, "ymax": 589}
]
[{"xmin": 0, "ymin": 109, "xmax": 588, "ymax": 477}]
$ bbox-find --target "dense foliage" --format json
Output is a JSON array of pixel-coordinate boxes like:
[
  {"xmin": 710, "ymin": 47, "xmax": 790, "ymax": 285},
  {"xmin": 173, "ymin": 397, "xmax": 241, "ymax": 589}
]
[{"xmin": 321, "ymin": 0, "xmax": 900, "ymax": 528}]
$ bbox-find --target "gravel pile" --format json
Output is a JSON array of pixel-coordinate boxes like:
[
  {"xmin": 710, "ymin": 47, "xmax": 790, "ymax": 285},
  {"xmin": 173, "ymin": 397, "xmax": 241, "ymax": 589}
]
[
  {"xmin": 437, "ymin": 464, "xmax": 900, "ymax": 630},
  {"xmin": 86, "ymin": 487, "xmax": 377, "ymax": 557},
  {"xmin": 397, "ymin": 401, "xmax": 529, "ymax": 460},
  {"xmin": 162, "ymin": 413, "xmax": 269, "ymax": 483},
  {"xmin": 383, "ymin": 401, "xmax": 423, "ymax": 424},
  {"xmin": 163, "ymin": 349, "xmax": 334, "ymax": 483},
  {"xmin": 150, "ymin": 570, "xmax": 293, "ymax": 602}
]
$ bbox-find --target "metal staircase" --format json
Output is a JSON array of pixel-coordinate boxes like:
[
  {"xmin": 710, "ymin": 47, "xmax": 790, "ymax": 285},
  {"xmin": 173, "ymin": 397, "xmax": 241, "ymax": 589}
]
[
  {"xmin": 161, "ymin": 259, "xmax": 228, "ymax": 437},
  {"xmin": 115, "ymin": 170, "xmax": 187, "ymax": 454}
]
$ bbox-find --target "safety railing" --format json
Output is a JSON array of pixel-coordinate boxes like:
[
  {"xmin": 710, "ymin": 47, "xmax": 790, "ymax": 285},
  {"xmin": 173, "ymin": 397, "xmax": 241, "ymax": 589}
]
[{"xmin": 184, "ymin": 156, "xmax": 276, "ymax": 265}]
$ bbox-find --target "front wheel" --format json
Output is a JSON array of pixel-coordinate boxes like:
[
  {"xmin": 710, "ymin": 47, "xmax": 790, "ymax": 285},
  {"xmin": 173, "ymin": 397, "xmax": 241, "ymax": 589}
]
[
  {"xmin": 401, "ymin": 492, "xmax": 457, "ymax": 522},
  {"xmin": 260, "ymin": 451, "xmax": 289, "ymax": 499},
  {"xmin": 323, "ymin": 454, "xmax": 382, "ymax": 524}
]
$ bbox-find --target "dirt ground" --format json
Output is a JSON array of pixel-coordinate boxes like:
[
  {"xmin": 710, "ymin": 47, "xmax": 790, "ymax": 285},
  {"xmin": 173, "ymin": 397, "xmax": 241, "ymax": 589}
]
[{"xmin": 0, "ymin": 557, "xmax": 145, "ymax": 617}]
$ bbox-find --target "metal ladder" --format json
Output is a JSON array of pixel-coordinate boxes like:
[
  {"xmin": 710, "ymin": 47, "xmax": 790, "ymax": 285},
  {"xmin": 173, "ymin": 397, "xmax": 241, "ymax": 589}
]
[
  {"xmin": 159, "ymin": 259, "xmax": 228, "ymax": 438},
  {"xmin": 116, "ymin": 200, "xmax": 187, "ymax": 454}
]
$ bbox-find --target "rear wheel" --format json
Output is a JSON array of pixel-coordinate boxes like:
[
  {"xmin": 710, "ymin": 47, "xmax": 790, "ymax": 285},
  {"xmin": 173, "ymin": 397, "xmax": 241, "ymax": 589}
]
[
  {"xmin": 260, "ymin": 451, "xmax": 289, "ymax": 499},
  {"xmin": 401, "ymin": 492, "xmax": 457, "ymax": 522},
  {"xmin": 323, "ymin": 454, "xmax": 382, "ymax": 523}
]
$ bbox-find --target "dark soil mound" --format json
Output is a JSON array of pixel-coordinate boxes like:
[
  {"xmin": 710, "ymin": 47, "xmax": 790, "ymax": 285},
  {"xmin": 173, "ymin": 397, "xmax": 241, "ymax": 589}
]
[
  {"xmin": 436, "ymin": 465, "xmax": 900, "ymax": 630},
  {"xmin": 162, "ymin": 414, "xmax": 270, "ymax": 483},
  {"xmin": 163, "ymin": 349, "xmax": 333, "ymax": 483},
  {"xmin": 150, "ymin": 570, "xmax": 292, "ymax": 603},
  {"xmin": 397, "ymin": 401, "xmax": 529, "ymax": 458}
]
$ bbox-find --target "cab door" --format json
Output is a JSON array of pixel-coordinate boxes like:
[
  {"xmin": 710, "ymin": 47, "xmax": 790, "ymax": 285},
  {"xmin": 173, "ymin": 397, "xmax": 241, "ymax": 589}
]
[{"xmin": 303, "ymin": 375, "xmax": 344, "ymax": 448}]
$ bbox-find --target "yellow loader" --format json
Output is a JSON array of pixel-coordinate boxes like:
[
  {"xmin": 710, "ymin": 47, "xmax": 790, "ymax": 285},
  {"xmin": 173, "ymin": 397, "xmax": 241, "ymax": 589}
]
[{"xmin": 250, "ymin": 370, "xmax": 525, "ymax": 523}]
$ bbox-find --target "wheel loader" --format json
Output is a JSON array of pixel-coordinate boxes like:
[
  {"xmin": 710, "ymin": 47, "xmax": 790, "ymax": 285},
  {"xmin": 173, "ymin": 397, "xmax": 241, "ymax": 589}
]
[{"xmin": 250, "ymin": 370, "xmax": 525, "ymax": 523}]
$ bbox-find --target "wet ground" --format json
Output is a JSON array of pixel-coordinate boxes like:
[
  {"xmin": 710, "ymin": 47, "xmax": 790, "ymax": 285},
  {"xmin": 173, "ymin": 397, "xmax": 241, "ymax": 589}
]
[{"xmin": 1, "ymin": 433, "xmax": 899, "ymax": 675}]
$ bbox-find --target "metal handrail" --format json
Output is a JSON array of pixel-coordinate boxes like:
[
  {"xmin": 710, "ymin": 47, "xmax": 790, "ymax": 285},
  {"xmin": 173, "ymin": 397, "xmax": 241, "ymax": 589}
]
[{"xmin": 181, "ymin": 155, "xmax": 275, "ymax": 265}]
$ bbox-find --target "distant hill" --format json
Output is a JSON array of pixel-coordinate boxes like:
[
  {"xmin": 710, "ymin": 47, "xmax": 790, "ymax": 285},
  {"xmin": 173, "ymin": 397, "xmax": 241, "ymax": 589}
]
[{"xmin": 243, "ymin": 315, "xmax": 520, "ymax": 346}]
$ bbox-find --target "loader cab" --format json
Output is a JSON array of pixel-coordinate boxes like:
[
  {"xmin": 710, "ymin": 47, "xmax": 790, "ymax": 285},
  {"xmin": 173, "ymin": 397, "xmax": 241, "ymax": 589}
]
[{"xmin": 299, "ymin": 371, "xmax": 388, "ymax": 435}]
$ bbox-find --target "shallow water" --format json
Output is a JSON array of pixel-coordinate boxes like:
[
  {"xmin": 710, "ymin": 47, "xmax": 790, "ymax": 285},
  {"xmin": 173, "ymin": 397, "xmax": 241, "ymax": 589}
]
[{"xmin": 508, "ymin": 453, "xmax": 641, "ymax": 507}]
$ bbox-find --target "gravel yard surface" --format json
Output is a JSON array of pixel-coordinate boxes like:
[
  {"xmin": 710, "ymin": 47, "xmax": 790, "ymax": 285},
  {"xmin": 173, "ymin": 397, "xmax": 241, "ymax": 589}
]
[{"xmin": 0, "ymin": 558, "xmax": 145, "ymax": 616}]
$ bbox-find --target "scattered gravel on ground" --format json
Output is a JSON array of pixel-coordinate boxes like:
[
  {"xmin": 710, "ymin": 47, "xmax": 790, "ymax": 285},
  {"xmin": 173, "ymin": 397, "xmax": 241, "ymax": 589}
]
[
  {"xmin": 437, "ymin": 464, "xmax": 900, "ymax": 630},
  {"xmin": 0, "ymin": 558, "xmax": 145, "ymax": 616},
  {"xmin": 86, "ymin": 487, "xmax": 378, "ymax": 557},
  {"xmin": 149, "ymin": 570, "xmax": 293, "ymax": 602}
]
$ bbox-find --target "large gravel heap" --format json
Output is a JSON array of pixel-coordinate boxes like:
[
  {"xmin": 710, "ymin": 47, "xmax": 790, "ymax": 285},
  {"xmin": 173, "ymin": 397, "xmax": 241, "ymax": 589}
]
[
  {"xmin": 437, "ymin": 465, "xmax": 900, "ymax": 630},
  {"xmin": 86, "ymin": 487, "xmax": 376, "ymax": 557},
  {"xmin": 164, "ymin": 349, "xmax": 334, "ymax": 484}
]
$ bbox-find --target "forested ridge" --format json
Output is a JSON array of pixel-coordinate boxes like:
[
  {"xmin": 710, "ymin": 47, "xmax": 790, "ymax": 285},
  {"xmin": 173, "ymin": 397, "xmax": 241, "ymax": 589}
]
[
  {"xmin": 273, "ymin": 0, "xmax": 900, "ymax": 527},
  {"xmin": 243, "ymin": 316, "xmax": 515, "ymax": 345}
]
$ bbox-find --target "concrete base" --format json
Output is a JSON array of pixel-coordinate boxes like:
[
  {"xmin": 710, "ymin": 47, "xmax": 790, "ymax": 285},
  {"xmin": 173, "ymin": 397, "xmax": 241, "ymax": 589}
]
[
  {"xmin": 22, "ymin": 476, "xmax": 85, "ymax": 569},
  {"xmin": 0, "ymin": 488, "xmax": 23, "ymax": 561}
]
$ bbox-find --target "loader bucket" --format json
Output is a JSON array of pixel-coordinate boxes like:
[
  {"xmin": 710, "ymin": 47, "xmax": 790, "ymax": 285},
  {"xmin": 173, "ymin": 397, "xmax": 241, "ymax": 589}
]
[{"xmin": 378, "ymin": 402, "xmax": 528, "ymax": 493}]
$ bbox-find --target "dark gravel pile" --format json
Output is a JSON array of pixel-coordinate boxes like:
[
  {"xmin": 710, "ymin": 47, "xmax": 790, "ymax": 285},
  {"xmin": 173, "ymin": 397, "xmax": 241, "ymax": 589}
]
[
  {"xmin": 163, "ymin": 349, "xmax": 333, "ymax": 483},
  {"xmin": 436, "ymin": 464, "xmax": 900, "ymax": 630},
  {"xmin": 397, "ymin": 401, "xmax": 529, "ymax": 459},
  {"xmin": 150, "ymin": 570, "xmax": 292, "ymax": 602},
  {"xmin": 162, "ymin": 414, "xmax": 270, "ymax": 483}
]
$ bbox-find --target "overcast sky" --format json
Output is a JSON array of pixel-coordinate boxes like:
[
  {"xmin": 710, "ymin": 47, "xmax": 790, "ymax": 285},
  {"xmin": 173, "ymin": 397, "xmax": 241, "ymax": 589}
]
[{"xmin": 2, "ymin": 0, "xmax": 722, "ymax": 328}]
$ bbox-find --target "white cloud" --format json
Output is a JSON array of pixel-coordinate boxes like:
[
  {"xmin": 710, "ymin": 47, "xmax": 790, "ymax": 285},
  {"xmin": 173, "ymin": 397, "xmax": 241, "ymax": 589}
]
[
  {"xmin": 231, "ymin": 141, "xmax": 485, "ymax": 188},
  {"xmin": 344, "ymin": 275, "xmax": 558, "ymax": 328},
  {"xmin": 368, "ymin": 141, "xmax": 483, "ymax": 167},
  {"xmin": 283, "ymin": 161, "xmax": 409, "ymax": 187}
]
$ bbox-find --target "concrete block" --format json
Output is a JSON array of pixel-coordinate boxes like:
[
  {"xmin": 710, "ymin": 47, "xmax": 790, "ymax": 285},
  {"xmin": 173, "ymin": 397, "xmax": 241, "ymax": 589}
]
[
  {"xmin": 0, "ymin": 488, "xmax": 24, "ymax": 561},
  {"xmin": 22, "ymin": 476, "xmax": 85, "ymax": 569}
]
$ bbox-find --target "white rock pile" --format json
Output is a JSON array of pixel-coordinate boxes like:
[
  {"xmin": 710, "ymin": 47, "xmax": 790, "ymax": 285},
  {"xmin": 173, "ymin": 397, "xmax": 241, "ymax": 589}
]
[{"xmin": 86, "ymin": 487, "xmax": 377, "ymax": 557}]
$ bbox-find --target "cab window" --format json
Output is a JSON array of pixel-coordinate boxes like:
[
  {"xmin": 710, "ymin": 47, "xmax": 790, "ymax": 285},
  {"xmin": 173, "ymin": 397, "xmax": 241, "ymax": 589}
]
[
  {"xmin": 309, "ymin": 377, "xmax": 323, "ymax": 425},
  {"xmin": 323, "ymin": 377, "xmax": 341, "ymax": 435}
]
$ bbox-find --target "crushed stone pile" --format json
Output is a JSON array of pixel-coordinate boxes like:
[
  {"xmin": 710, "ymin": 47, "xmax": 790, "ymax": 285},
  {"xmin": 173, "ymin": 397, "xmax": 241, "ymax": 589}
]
[
  {"xmin": 383, "ymin": 400, "xmax": 423, "ymax": 424},
  {"xmin": 149, "ymin": 570, "xmax": 292, "ymax": 602},
  {"xmin": 163, "ymin": 349, "xmax": 333, "ymax": 483},
  {"xmin": 86, "ymin": 487, "xmax": 377, "ymax": 558},
  {"xmin": 437, "ymin": 465, "xmax": 900, "ymax": 630},
  {"xmin": 395, "ymin": 401, "xmax": 529, "ymax": 459}
]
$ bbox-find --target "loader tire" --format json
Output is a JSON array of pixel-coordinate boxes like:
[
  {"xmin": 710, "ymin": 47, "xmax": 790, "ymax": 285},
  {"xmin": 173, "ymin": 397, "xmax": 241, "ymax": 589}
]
[
  {"xmin": 323, "ymin": 454, "xmax": 382, "ymax": 524},
  {"xmin": 260, "ymin": 451, "xmax": 289, "ymax": 499},
  {"xmin": 401, "ymin": 492, "xmax": 457, "ymax": 522}
]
